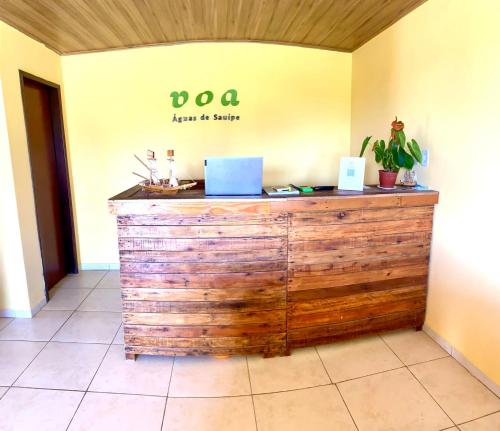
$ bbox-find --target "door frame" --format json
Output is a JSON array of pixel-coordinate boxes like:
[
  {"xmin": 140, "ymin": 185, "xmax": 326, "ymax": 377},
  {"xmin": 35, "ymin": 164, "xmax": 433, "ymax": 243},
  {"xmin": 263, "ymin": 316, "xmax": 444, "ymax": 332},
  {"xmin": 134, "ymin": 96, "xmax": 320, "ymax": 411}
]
[{"xmin": 19, "ymin": 70, "xmax": 78, "ymax": 299}]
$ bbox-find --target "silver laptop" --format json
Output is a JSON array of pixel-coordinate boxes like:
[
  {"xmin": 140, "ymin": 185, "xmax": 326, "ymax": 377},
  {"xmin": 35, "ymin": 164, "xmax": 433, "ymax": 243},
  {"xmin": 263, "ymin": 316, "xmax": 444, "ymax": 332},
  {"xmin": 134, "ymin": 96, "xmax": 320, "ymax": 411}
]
[{"xmin": 204, "ymin": 156, "xmax": 263, "ymax": 196}]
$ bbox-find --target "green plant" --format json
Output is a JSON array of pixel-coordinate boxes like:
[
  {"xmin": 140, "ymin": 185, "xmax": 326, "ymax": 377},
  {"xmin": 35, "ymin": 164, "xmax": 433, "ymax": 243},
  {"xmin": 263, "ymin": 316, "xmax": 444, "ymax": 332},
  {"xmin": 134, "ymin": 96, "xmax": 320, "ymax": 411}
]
[{"xmin": 359, "ymin": 117, "xmax": 423, "ymax": 172}]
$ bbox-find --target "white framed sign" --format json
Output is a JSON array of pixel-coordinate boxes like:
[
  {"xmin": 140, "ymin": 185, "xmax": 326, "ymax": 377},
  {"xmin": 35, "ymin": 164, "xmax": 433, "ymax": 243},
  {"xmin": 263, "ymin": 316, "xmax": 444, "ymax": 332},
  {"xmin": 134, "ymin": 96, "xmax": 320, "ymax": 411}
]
[{"xmin": 338, "ymin": 157, "xmax": 366, "ymax": 191}]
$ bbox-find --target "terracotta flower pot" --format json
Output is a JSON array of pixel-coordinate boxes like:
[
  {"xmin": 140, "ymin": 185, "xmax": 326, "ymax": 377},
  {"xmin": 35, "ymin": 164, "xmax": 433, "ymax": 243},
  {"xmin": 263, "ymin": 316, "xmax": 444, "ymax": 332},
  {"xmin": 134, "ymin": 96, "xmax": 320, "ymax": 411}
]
[{"xmin": 379, "ymin": 170, "xmax": 398, "ymax": 188}]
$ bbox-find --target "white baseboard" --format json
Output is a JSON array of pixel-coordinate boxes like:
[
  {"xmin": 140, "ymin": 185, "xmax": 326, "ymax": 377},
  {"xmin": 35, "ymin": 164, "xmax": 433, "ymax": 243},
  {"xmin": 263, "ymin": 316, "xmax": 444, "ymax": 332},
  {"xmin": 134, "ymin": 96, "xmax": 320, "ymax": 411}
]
[
  {"xmin": 30, "ymin": 297, "xmax": 46, "ymax": 316},
  {"xmin": 80, "ymin": 263, "xmax": 120, "ymax": 271},
  {"xmin": 423, "ymin": 324, "xmax": 500, "ymax": 397},
  {"xmin": 422, "ymin": 324, "xmax": 453, "ymax": 354},
  {"xmin": 0, "ymin": 296, "xmax": 47, "ymax": 318},
  {"xmin": 0, "ymin": 310, "xmax": 31, "ymax": 318}
]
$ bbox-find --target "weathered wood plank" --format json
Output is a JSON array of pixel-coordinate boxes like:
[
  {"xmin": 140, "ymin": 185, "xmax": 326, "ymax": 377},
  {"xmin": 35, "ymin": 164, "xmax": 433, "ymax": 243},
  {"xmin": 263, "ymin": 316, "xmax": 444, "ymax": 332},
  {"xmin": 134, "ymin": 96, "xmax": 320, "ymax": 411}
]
[
  {"xmin": 110, "ymin": 200, "xmax": 276, "ymax": 216},
  {"xmin": 118, "ymin": 224, "xmax": 287, "ymax": 238},
  {"xmin": 289, "ymin": 219, "xmax": 432, "ymax": 241},
  {"xmin": 400, "ymin": 193, "xmax": 439, "ymax": 207},
  {"xmin": 281, "ymin": 194, "xmax": 402, "ymax": 212},
  {"xmin": 122, "ymin": 298, "xmax": 286, "ymax": 313},
  {"xmin": 125, "ymin": 334, "xmax": 286, "ymax": 348},
  {"xmin": 288, "ymin": 276, "xmax": 428, "ymax": 302},
  {"xmin": 121, "ymin": 271, "xmax": 286, "ymax": 289},
  {"xmin": 124, "ymin": 344, "xmax": 286, "ymax": 357},
  {"xmin": 124, "ymin": 310, "xmax": 286, "ymax": 326},
  {"xmin": 119, "ymin": 236, "xmax": 287, "ymax": 252},
  {"xmin": 289, "ymin": 206, "xmax": 433, "ymax": 226},
  {"xmin": 289, "ymin": 232, "xmax": 432, "ymax": 252},
  {"xmin": 288, "ymin": 294, "xmax": 426, "ymax": 329},
  {"xmin": 289, "ymin": 243, "xmax": 430, "ymax": 266},
  {"xmin": 288, "ymin": 264, "xmax": 429, "ymax": 291},
  {"xmin": 122, "ymin": 286, "xmax": 285, "ymax": 302},
  {"xmin": 124, "ymin": 322, "xmax": 286, "ymax": 338},
  {"xmin": 288, "ymin": 285, "xmax": 426, "ymax": 316},
  {"xmin": 289, "ymin": 255, "xmax": 429, "ymax": 278},
  {"xmin": 287, "ymin": 310, "xmax": 425, "ymax": 348},
  {"xmin": 110, "ymin": 191, "xmax": 438, "ymax": 216},
  {"xmin": 120, "ymin": 248, "xmax": 286, "ymax": 263},
  {"xmin": 118, "ymin": 213, "xmax": 288, "ymax": 225},
  {"xmin": 120, "ymin": 260, "xmax": 287, "ymax": 274}
]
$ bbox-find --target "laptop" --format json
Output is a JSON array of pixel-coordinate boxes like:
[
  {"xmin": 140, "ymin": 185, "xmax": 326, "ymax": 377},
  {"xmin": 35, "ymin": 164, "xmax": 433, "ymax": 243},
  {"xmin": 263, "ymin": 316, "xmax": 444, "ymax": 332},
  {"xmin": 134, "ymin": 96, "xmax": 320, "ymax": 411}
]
[{"xmin": 204, "ymin": 156, "xmax": 263, "ymax": 196}]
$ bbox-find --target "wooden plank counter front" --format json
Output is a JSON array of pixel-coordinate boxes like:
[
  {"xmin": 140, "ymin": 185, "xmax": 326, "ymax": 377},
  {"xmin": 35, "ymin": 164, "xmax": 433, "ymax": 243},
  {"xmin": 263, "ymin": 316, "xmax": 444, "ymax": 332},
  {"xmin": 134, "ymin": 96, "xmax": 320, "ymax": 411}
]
[{"xmin": 109, "ymin": 185, "xmax": 438, "ymax": 360}]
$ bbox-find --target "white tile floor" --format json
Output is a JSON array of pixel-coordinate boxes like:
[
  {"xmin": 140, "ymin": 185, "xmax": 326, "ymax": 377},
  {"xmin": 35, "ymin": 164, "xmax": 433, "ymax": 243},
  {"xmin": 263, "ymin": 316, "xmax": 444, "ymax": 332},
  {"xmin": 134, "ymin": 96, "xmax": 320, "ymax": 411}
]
[{"xmin": 0, "ymin": 270, "xmax": 499, "ymax": 431}]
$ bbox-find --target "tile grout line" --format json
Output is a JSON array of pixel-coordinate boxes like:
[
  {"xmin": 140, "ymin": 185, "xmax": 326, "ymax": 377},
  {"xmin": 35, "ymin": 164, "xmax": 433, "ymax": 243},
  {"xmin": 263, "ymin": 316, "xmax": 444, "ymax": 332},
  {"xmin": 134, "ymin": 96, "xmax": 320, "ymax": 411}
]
[
  {"xmin": 45, "ymin": 281, "xmax": 100, "ymax": 341},
  {"xmin": 445, "ymin": 349, "xmax": 500, "ymax": 401},
  {"xmin": 0, "ymin": 317, "xmax": 16, "ymax": 332},
  {"xmin": 161, "ymin": 397, "xmax": 170, "ymax": 431},
  {"xmin": 64, "ymin": 305, "xmax": 119, "ymax": 431},
  {"xmin": 84, "ymin": 322, "xmax": 123, "ymax": 392},
  {"xmin": 400, "ymin": 353, "xmax": 450, "ymax": 367},
  {"xmin": 2, "ymin": 385, "xmax": 230, "ymax": 400},
  {"xmin": 454, "ymin": 409, "xmax": 500, "ymax": 427},
  {"xmin": 166, "ymin": 356, "xmax": 176, "ymax": 397},
  {"xmin": 5, "ymin": 341, "xmax": 496, "ymax": 411},
  {"xmin": 2, "ymin": 338, "xmax": 447, "ymax": 388},
  {"xmin": 2, "ymin": 339, "xmax": 117, "ymax": 345},
  {"xmin": 313, "ymin": 346, "xmax": 333, "ymax": 383},
  {"xmin": 92, "ymin": 271, "xmax": 109, "ymax": 289},
  {"xmin": 245, "ymin": 355, "xmax": 259, "ymax": 431},
  {"xmin": 3, "ymin": 323, "xmax": 477, "ymax": 389},
  {"xmin": 5, "ymin": 278, "xmax": 97, "ymax": 430},
  {"xmin": 85, "ymin": 389, "xmax": 164, "ymax": 398},
  {"xmin": 64, "ymin": 390, "xmax": 86, "ymax": 431},
  {"xmin": 166, "ymin": 382, "xmax": 335, "ymax": 399},
  {"xmin": 16, "ymin": 379, "xmax": 484, "ymax": 401},
  {"xmin": 4, "ymin": 385, "xmax": 83, "ymax": 394},
  {"xmin": 334, "ymin": 365, "xmax": 406, "ymax": 385},
  {"xmin": 49, "ymin": 278, "xmax": 121, "ymax": 343},
  {"xmin": 9, "ymin": 296, "xmax": 82, "ymax": 389},
  {"xmin": 44, "ymin": 282, "xmax": 95, "ymax": 313},
  {"xmin": 407, "ymin": 357, "xmax": 500, "ymax": 428},
  {"xmin": 379, "ymin": 335, "xmax": 457, "ymax": 427},
  {"xmin": 314, "ymin": 346, "xmax": 360, "ymax": 431},
  {"xmin": 161, "ymin": 355, "xmax": 176, "ymax": 430},
  {"xmin": 60, "ymin": 273, "xmax": 111, "ymax": 431},
  {"xmin": 111, "ymin": 343, "xmax": 453, "ymax": 399},
  {"xmin": 93, "ymin": 286, "xmax": 122, "ymax": 292},
  {"xmin": 2, "ymin": 272, "xmax": 113, "ymax": 429}
]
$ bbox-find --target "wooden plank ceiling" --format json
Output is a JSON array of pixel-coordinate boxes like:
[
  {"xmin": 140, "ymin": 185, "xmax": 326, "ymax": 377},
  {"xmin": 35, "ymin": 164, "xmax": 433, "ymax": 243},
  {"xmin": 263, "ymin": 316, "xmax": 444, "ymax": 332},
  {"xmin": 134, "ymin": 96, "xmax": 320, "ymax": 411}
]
[{"xmin": 0, "ymin": 0, "xmax": 427, "ymax": 54}]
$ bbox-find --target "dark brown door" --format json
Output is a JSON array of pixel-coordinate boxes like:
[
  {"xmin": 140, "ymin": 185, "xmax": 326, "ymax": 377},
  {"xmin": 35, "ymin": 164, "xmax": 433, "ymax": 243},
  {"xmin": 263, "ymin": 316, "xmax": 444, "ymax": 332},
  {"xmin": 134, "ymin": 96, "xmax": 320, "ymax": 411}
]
[{"xmin": 21, "ymin": 73, "xmax": 77, "ymax": 294}]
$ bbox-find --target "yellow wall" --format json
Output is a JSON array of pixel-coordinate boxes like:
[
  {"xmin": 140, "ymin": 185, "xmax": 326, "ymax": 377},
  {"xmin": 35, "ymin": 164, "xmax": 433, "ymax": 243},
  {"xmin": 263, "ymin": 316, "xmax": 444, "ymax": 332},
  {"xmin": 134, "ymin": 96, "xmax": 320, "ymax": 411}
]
[
  {"xmin": 351, "ymin": 0, "xmax": 500, "ymax": 384},
  {"xmin": 0, "ymin": 21, "xmax": 62, "ymax": 315},
  {"xmin": 61, "ymin": 43, "xmax": 352, "ymax": 265},
  {"xmin": 0, "ymin": 72, "xmax": 28, "ymax": 313}
]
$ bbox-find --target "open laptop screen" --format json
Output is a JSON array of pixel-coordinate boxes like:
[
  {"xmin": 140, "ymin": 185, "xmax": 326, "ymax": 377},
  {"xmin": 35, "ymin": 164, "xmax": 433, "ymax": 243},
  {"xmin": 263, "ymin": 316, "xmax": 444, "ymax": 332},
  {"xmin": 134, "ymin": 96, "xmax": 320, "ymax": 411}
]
[{"xmin": 204, "ymin": 156, "xmax": 263, "ymax": 196}]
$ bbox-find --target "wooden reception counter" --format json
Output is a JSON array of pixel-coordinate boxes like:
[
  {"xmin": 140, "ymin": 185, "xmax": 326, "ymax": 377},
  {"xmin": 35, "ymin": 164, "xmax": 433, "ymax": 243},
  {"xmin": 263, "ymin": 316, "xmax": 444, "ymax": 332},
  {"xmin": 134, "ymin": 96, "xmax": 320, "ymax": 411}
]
[{"xmin": 109, "ymin": 185, "xmax": 438, "ymax": 360}]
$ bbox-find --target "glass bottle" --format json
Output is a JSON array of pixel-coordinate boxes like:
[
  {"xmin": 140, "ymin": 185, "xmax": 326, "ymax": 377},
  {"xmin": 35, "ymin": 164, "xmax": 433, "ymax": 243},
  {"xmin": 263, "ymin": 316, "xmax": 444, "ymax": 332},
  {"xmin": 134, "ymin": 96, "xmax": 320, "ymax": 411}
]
[
  {"xmin": 167, "ymin": 149, "xmax": 178, "ymax": 187},
  {"xmin": 147, "ymin": 150, "xmax": 160, "ymax": 185}
]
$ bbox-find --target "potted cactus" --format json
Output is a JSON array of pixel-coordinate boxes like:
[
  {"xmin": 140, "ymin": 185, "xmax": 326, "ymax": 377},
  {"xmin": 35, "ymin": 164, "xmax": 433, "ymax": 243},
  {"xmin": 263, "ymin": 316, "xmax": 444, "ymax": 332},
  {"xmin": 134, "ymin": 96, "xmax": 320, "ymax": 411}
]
[{"xmin": 360, "ymin": 117, "xmax": 423, "ymax": 189}]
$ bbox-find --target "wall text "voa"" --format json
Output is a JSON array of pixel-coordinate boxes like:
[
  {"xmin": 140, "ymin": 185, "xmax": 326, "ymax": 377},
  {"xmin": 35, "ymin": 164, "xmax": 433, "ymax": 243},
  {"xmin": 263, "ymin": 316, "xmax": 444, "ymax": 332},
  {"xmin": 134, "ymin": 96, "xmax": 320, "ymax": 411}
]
[{"xmin": 170, "ymin": 89, "xmax": 239, "ymax": 108}]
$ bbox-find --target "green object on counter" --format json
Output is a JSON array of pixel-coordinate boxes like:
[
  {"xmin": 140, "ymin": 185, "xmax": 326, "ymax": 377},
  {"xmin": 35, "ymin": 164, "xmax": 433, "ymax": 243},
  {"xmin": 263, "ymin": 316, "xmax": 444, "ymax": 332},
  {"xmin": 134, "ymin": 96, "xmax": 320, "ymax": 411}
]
[{"xmin": 292, "ymin": 185, "xmax": 314, "ymax": 193}]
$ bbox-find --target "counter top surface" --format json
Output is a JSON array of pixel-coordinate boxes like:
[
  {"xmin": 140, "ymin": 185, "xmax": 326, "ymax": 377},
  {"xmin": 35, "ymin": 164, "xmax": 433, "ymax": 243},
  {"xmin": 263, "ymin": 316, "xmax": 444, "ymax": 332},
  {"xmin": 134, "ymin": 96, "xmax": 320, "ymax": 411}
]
[{"xmin": 110, "ymin": 184, "xmax": 437, "ymax": 202}]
